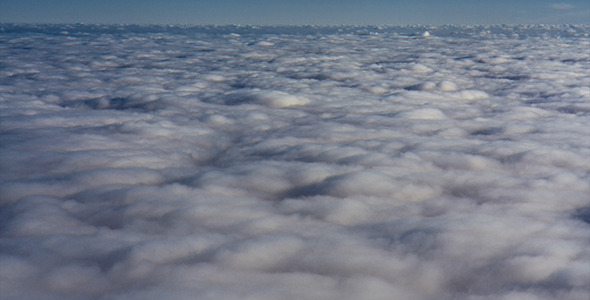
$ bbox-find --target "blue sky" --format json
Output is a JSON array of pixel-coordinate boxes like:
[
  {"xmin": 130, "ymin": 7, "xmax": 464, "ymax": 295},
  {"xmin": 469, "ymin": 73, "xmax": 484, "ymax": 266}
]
[{"xmin": 1, "ymin": 0, "xmax": 589, "ymax": 25}]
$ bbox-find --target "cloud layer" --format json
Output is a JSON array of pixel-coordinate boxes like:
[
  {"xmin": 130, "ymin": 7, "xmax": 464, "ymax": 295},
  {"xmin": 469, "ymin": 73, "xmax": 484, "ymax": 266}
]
[{"xmin": 1, "ymin": 24, "xmax": 590, "ymax": 300}]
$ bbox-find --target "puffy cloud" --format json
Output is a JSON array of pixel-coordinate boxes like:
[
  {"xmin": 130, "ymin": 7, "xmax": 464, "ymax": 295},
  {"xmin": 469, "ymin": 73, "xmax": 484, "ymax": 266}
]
[{"xmin": 1, "ymin": 24, "xmax": 589, "ymax": 300}]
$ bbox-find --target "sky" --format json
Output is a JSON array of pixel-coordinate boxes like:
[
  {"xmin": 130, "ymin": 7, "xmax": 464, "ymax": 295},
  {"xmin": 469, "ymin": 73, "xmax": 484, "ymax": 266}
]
[{"xmin": 0, "ymin": 0, "xmax": 589, "ymax": 25}]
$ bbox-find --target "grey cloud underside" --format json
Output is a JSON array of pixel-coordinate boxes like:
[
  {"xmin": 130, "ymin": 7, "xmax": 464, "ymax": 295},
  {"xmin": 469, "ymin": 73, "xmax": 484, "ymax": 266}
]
[{"xmin": 1, "ymin": 25, "xmax": 589, "ymax": 300}]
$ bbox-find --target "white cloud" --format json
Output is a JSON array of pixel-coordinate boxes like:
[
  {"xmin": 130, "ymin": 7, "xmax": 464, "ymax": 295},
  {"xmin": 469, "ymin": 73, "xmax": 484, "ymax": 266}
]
[
  {"xmin": 1, "ymin": 24, "xmax": 590, "ymax": 300},
  {"xmin": 550, "ymin": 3, "xmax": 575, "ymax": 10}
]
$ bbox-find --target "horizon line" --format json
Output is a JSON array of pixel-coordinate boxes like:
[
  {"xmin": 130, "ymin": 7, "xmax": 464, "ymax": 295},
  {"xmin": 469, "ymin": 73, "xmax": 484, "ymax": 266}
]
[{"xmin": 2, "ymin": 22, "xmax": 589, "ymax": 27}]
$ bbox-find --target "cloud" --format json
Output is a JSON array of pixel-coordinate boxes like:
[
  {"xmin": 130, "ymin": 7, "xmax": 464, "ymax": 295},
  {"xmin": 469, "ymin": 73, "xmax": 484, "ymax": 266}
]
[
  {"xmin": 1, "ymin": 24, "xmax": 590, "ymax": 300},
  {"xmin": 550, "ymin": 3, "xmax": 575, "ymax": 10}
]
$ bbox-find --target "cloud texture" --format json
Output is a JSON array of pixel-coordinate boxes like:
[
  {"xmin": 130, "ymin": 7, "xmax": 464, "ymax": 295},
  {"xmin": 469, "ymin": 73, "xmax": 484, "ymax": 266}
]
[{"xmin": 1, "ymin": 24, "xmax": 590, "ymax": 300}]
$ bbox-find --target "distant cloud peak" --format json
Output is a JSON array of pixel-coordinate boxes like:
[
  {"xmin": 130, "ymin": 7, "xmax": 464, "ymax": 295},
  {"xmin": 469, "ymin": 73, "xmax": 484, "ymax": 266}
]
[{"xmin": 551, "ymin": 3, "xmax": 574, "ymax": 10}]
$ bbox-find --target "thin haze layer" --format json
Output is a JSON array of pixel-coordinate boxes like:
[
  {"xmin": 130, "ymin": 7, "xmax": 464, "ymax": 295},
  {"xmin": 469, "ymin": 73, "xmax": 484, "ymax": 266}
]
[{"xmin": 1, "ymin": 25, "xmax": 589, "ymax": 300}]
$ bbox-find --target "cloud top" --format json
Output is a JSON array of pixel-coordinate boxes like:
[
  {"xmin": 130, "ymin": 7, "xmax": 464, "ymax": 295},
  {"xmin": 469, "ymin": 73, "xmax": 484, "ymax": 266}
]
[{"xmin": 1, "ymin": 24, "xmax": 590, "ymax": 300}]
